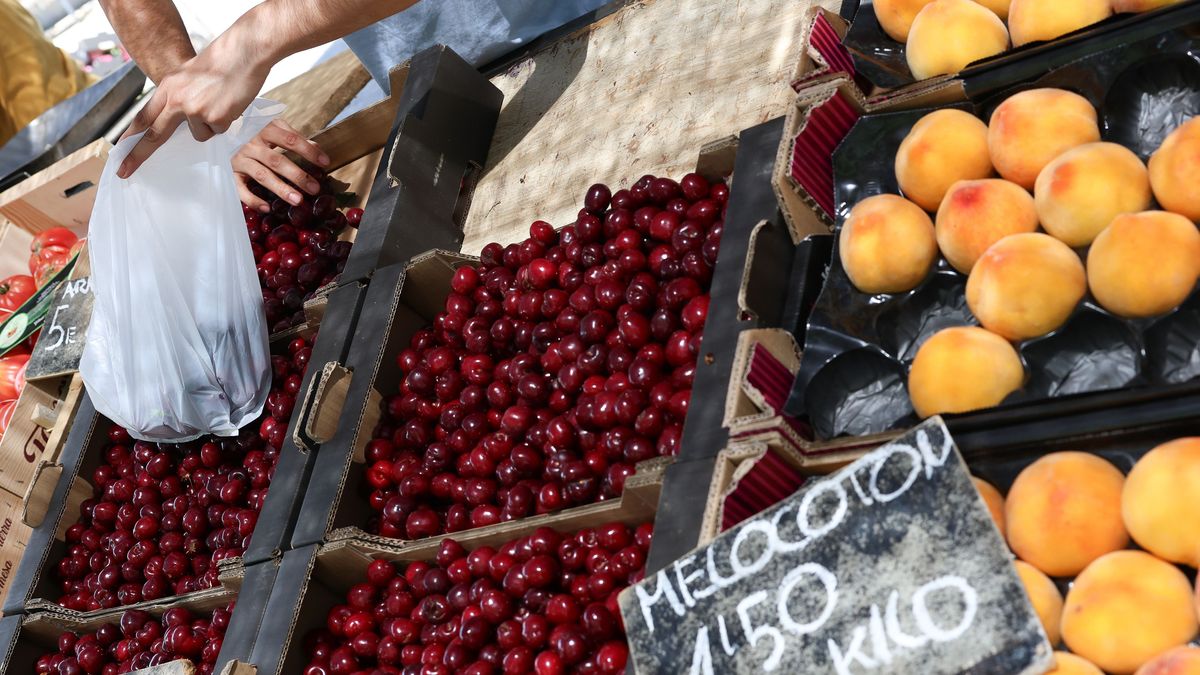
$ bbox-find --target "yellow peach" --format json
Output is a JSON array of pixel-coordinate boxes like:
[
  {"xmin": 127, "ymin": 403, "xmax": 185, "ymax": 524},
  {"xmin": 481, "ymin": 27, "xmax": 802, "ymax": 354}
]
[
  {"xmin": 839, "ymin": 194, "xmax": 938, "ymax": 294},
  {"xmin": 1008, "ymin": 0, "xmax": 1111, "ymax": 47},
  {"xmin": 935, "ymin": 178, "xmax": 1038, "ymax": 273},
  {"xmin": 1087, "ymin": 211, "xmax": 1200, "ymax": 318},
  {"xmin": 1135, "ymin": 648, "xmax": 1200, "ymax": 675},
  {"xmin": 1050, "ymin": 652, "xmax": 1104, "ymax": 675},
  {"xmin": 1113, "ymin": 0, "xmax": 1185, "ymax": 12},
  {"xmin": 974, "ymin": 0, "xmax": 1012, "ymax": 19},
  {"xmin": 1035, "ymin": 142, "xmax": 1152, "ymax": 247},
  {"xmin": 895, "ymin": 108, "xmax": 994, "ymax": 212},
  {"xmin": 1149, "ymin": 117, "xmax": 1200, "ymax": 222},
  {"xmin": 1122, "ymin": 437, "xmax": 1200, "ymax": 567},
  {"xmin": 972, "ymin": 476, "xmax": 1006, "ymax": 535},
  {"xmin": 1005, "ymin": 451, "xmax": 1128, "ymax": 577},
  {"xmin": 966, "ymin": 233, "xmax": 1086, "ymax": 340},
  {"xmin": 1014, "ymin": 560, "xmax": 1064, "ymax": 646},
  {"xmin": 1062, "ymin": 551, "xmax": 1199, "ymax": 675},
  {"xmin": 988, "ymin": 88, "xmax": 1100, "ymax": 189},
  {"xmin": 874, "ymin": 0, "xmax": 938, "ymax": 42},
  {"xmin": 906, "ymin": 0, "xmax": 1010, "ymax": 80},
  {"xmin": 907, "ymin": 326, "xmax": 1024, "ymax": 418}
]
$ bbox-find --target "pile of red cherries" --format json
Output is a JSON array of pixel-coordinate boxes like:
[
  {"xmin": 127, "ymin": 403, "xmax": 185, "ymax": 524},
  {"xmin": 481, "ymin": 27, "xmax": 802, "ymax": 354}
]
[
  {"xmin": 242, "ymin": 179, "xmax": 363, "ymax": 333},
  {"xmin": 305, "ymin": 521, "xmax": 652, "ymax": 675},
  {"xmin": 53, "ymin": 338, "xmax": 313, "ymax": 611},
  {"xmin": 37, "ymin": 604, "xmax": 234, "ymax": 675},
  {"xmin": 365, "ymin": 174, "xmax": 727, "ymax": 539}
]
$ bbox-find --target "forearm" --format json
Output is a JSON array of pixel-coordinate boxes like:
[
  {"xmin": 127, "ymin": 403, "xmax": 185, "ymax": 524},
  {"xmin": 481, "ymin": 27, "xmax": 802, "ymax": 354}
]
[
  {"xmin": 230, "ymin": 0, "xmax": 420, "ymax": 68},
  {"xmin": 99, "ymin": 0, "xmax": 195, "ymax": 83}
]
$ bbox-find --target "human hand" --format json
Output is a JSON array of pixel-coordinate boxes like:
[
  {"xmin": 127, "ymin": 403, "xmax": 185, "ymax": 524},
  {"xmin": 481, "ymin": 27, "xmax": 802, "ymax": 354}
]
[
  {"xmin": 233, "ymin": 120, "xmax": 331, "ymax": 212},
  {"xmin": 117, "ymin": 30, "xmax": 269, "ymax": 179}
]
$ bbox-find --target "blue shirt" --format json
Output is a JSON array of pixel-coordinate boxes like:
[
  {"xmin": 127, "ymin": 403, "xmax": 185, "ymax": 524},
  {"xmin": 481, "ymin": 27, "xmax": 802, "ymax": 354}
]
[{"xmin": 344, "ymin": 0, "xmax": 609, "ymax": 93}]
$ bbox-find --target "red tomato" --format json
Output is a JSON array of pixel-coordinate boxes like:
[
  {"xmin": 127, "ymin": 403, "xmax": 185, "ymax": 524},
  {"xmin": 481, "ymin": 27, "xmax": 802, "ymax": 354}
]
[
  {"xmin": 0, "ymin": 275, "xmax": 36, "ymax": 315},
  {"xmin": 13, "ymin": 359, "xmax": 26, "ymax": 396},
  {"xmin": 0, "ymin": 400, "xmax": 16, "ymax": 438},
  {"xmin": 30, "ymin": 245, "xmax": 71, "ymax": 281},
  {"xmin": 31, "ymin": 227, "xmax": 77, "ymax": 256},
  {"xmin": 34, "ymin": 257, "xmax": 70, "ymax": 287},
  {"xmin": 0, "ymin": 354, "xmax": 30, "ymax": 400}
]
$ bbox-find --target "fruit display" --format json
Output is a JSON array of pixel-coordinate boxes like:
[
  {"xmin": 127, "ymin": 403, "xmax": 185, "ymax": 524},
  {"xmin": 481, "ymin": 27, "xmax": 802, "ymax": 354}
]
[
  {"xmin": 971, "ymin": 440, "xmax": 1200, "ymax": 674},
  {"xmin": 35, "ymin": 604, "xmax": 235, "ymax": 674},
  {"xmin": 303, "ymin": 521, "xmax": 652, "ymax": 675},
  {"xmin": 29, "ymin": 226, "xmax": 81, "ymax": 288},
  {"xmin": 241, "ymin": 178, "xmax": 363, "ymax": 334},
  {"xmin": 362, "ymin": 173, "xmax": 726, "ymax": 540},
  {"xmin": 50, "ymin": 337, "xmax": 312, "ymax": 612},
  {"xmin": 807, "ymin": 86, "xmax": 1200, "ymax": 427},
  {"xmin": 0, "ymin": 274, "xmax": 36, "ymax": 318},
  {"xmin": 872, "ymin": 0, "xmax": 1180, "ymax": 81},
  {"xmin": 0, "ymin": 350, "xmax": 29, "ymax": 438}
]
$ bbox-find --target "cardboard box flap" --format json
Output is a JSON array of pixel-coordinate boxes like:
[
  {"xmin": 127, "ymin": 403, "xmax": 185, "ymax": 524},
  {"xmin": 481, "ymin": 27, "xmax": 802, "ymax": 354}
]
[
  {"xmin": 22, "ymin": 584, "xmax": 240, "ymax": 640},
  {"xmin": 0, "ymin": 139, "xmax": 109, "ymax": 235}
]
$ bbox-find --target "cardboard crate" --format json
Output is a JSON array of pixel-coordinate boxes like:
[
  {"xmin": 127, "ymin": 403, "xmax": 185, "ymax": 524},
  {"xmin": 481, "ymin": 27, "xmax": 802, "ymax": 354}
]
[
  {"xmin": 0, "ymin": 278, "xmax": 366, "ymax": 616},
  {"xmin": 772, "ymin": 2, "xmax": 1200, "ymax": 241},
  {"xmin": 0, "ymin": 143, "xmax": 107, "ymax": 526},
  {"xmin": 775, "ymin": 2, "xmax": 1200, "ymax": 454},
  {"xmin": 338, "ymin": 46, "xmax": 502, "ymax": 284},
  {"xmin": 249, "ymin": 466, "xmax": 661, "ymax": 675},
  {"xmin": 0, "ymin": 252, "xmax": 92, "ymax": 528},
  {"xmin": 0, "ymin": 488, "xmax": 32, "ymax": 610},
  {"xmin": 0, "ymin": 558, "xmax": 279, "ymax": 674},
  {"xmin": 290, "ymin": 127, "xmax": 739, "ymax": 550}
]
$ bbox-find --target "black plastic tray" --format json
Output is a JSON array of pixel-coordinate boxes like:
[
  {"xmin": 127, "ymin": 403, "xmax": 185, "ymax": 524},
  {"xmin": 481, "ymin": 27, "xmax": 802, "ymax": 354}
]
[
  {"xmin": 786, "ymin": 12, "xmax": 1200, "ymax": 441},
  {"xmin": 836, "ymin": 0, "xmax": 1197, "ymax": 93}
]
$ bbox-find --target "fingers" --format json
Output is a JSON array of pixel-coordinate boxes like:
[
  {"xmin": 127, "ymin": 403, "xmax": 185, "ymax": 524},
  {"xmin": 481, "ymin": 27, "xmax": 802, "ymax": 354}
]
[
  {"xmin": 235, "ymin": 174, "xmax": 270, "ymax": 213},
  {"xmin": 187, "ymin": 118, "xmax": 216, "ymax": 143},
  {"xmin": 238, "ymin": 137, "xmax": 321, "ymax": 196},
  {"xmin": 118, "ymin": 107, "xmax": 187, "ymax": 179},
  {"xmin": 232, "ymin": 154, "xmax": 304, "ymax": 208},
  {"xmin": 120, "ymin": 89, "xmax": 166, "ymax": 141},
  {"xmin": 259, "ymin": 120, "xmax": 331, "ymax": 170}
]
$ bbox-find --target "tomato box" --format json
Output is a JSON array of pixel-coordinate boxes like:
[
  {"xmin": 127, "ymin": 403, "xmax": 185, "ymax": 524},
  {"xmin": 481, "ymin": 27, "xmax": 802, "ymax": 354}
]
[
  {"xmin": 243, "ymin": 465, "xmax": 661, "ymax": 675},
  {"xmin": 0, "ymin": 557, "xmax": 279, "ymax": 674}
]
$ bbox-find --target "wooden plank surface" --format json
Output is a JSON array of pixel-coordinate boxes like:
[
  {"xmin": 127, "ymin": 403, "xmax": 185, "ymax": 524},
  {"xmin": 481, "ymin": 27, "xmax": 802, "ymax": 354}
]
[
  {"xmin": 462, "ymin": 0, "xmax": 839, "ymax": 252},
  {"xmin": 264, "ymin": 50, "xmax": 372, "ymax": 137},
  {"xmin": 0, "ymin": 139, "xmax": 108, "ymax": 236}
]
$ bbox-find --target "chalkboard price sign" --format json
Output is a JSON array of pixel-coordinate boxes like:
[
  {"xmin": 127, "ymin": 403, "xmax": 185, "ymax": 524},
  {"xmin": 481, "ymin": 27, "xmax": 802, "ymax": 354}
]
[
  {"xmin": 619, "ymin": 418, "xmax": 1053, "ymax": 675},
  {"xmin": 24, "ymin": 276, "xmax": 92, "ymax": 381}
]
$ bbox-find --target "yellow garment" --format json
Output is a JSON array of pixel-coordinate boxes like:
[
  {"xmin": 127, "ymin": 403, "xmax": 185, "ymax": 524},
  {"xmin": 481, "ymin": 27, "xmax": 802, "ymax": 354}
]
[{"xmin": 0, "ymin": 0, "xmax": 94, "ymax": 147}]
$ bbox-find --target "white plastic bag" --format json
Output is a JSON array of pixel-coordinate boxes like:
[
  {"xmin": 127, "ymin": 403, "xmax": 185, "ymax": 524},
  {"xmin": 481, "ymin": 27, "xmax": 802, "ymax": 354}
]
[{"xmin": 80, "ymin": 99, "xmax": 284, "ymax": 442}]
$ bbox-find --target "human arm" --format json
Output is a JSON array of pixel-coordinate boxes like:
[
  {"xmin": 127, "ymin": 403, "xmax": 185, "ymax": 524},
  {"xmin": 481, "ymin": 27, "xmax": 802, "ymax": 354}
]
[
  {"xmin": 96, "ymin": 0, "xmax": 194, "ymax": 84},
  {"xmin": 115, "ymin": 0, "xmax": 420, "ymax": 178}
]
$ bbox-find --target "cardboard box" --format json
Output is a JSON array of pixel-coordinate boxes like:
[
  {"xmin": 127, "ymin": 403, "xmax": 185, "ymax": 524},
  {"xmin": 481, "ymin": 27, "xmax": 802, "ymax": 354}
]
[
  {"xmin": 338, "ymin": 46, "xmax": 502, "ymax": 284},
  {"xmin": 0, "ymin": 488, "xmax": 31, "ymax": 611},
  {"xmin": 772, "ymin": 2, "xmax": 1200, "ymax": 241},
  {"xmin": 1, "ymin": 276, "xmax": 364, "ymax": 614},
  {"xmin": 0, "ymin": 558, "xmax": 278, "ymax": 674},
  {"xmin": 291, "ymin": 128, "xmax": 741, "ymax": 549},
  {"xmin": 251, "ymin": 466, "xmax": 661, "ymax": 675},
  {"xmin": 287, "ymin": 249, "xmax": 678, "ymax": 552}
]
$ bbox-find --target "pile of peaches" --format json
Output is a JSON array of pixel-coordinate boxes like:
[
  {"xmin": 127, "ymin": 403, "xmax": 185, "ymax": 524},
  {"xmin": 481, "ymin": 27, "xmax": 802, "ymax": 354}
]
[
  {"xmin": 837, "ymin": 87, "xmax": 1200, "ymax": 419},
  {"xmin": 971, "ymin": 438, "xmax": 1200, "ymax": 674},
  {"xmin": 874, "ymin": 0, "xmax": 1180, "ymax": 81}
]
